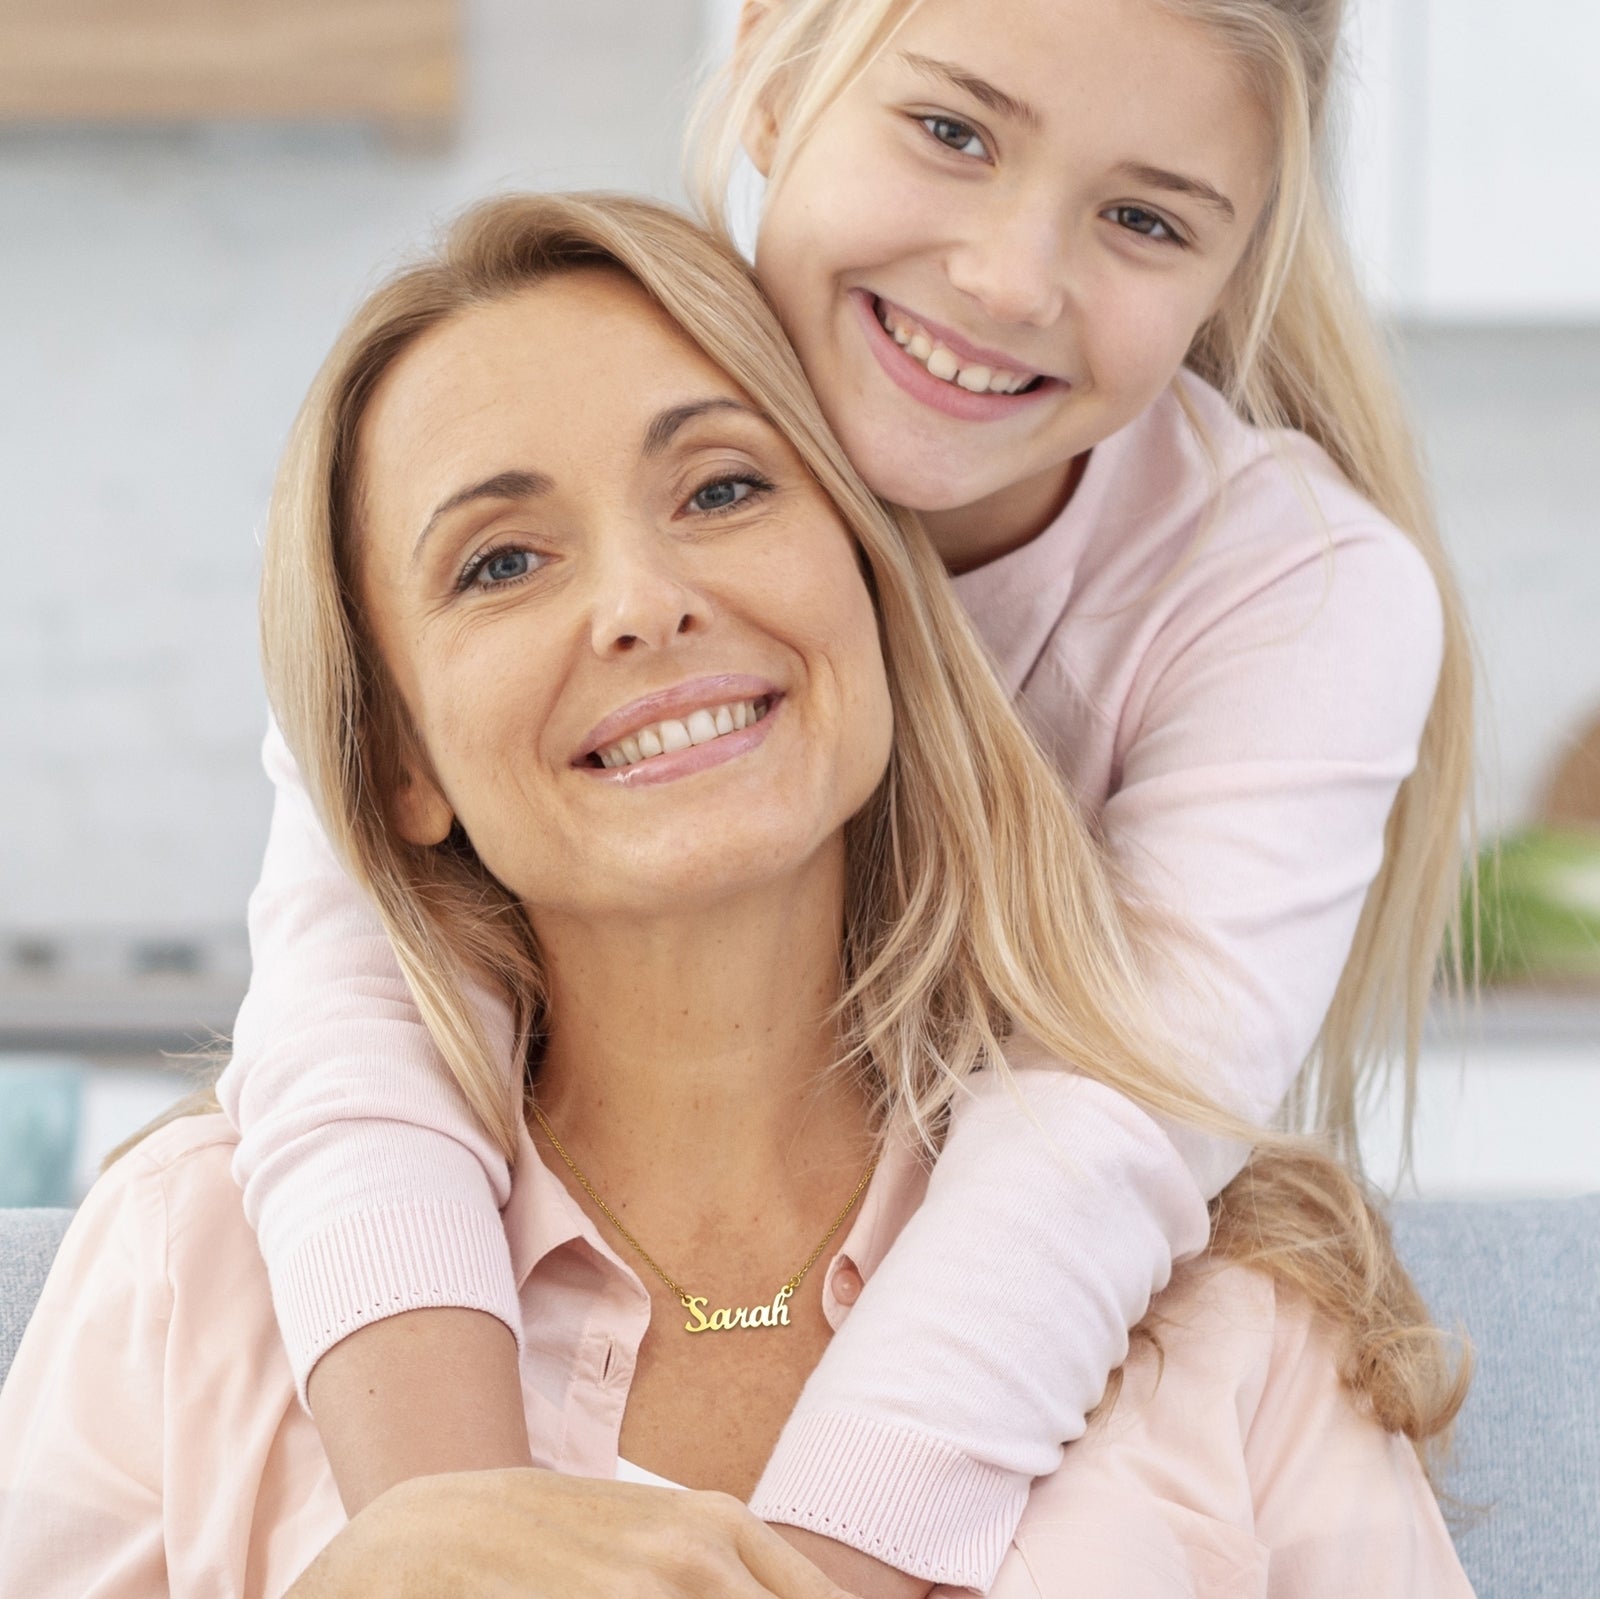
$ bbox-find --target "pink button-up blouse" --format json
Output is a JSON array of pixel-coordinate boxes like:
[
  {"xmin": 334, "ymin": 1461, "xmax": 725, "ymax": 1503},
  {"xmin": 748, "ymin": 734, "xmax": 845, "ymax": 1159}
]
[{"xmin": 0, "ymin": 1110, "xmax": 1472, "ymax": 1597}]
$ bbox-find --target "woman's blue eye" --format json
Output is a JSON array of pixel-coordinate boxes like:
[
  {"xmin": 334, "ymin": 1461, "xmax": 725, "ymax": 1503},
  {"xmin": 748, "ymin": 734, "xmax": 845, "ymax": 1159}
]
[
  {"xmin": 690, "ymin": 476, "xmax": 769, "ymax": 514},
  {"xmin": 483, "ymin": 549, "xmax": 532, "ymax": 582},
  {"xmin": 1109, "ymin": 205, "xmax": 1180, "ymax": 243},
  {"xmin": 920, "ymin": 116, "xmax": 989, "ymax": 160},
  {"xmin": 462, "ymin": 546, "xmax": 541, "ymax": 590}
]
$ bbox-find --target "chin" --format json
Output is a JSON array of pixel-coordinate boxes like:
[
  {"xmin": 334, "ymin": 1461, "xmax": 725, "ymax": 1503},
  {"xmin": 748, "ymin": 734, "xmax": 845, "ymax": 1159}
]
[{"xmin": 839, "ymin": 421, "xmax": 991, "ymax": 516}]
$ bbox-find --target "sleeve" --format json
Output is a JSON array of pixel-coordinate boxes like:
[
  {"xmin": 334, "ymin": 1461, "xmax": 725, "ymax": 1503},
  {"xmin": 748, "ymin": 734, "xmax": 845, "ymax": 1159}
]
[
  {"xmin": 751, "ymin": 1066, "xmax": 1212, "ymax": 1589},
  {"xmin": 215, "ymin": 718, "xmax": 523, "ymax": 1401},
  {"xmin": 1102, "ymin": 519, "xmax": 1447, "ymax": 1189},
  {"xmin": 752, "ymin": 521, "xmax": 1447, "ymax": 1589},
  {"xmin": 1246, "ymin": 1290, "xmax": 1473, "ymax": 1597},
  {"xmin": 0, "ymin": 1160, "xmax": 171, "ymax": 1598}
]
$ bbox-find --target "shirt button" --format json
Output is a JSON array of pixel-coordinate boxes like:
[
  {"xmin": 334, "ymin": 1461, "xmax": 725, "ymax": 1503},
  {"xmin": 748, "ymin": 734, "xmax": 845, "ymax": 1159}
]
[{"xmin": 833, "ymin": 1264, "xmax": 863, "ymax": 1305}]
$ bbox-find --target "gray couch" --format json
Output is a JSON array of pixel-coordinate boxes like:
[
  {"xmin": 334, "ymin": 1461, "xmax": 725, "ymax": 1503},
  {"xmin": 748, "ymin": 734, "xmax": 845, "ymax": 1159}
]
[{"xmin": 3, "ymin": 1199, "xmax": 1599, "ymax": 1595}]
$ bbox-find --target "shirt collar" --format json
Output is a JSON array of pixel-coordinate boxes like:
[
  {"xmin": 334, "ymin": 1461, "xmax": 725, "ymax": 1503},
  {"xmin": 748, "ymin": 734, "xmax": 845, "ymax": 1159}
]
[{"xmin": 501, "ymin": 1116, "xmax": 932, "ymax": 1300}]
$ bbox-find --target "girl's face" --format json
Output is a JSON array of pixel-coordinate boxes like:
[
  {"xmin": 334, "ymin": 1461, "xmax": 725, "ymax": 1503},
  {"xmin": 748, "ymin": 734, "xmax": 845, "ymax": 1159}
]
[
  {"xmin": 353, "ymin": 269, "xmax": 894, "ymax": 924},
  {"xmin": 751, "ymin": 0, "xmax": 1276, "ymax": 554}
]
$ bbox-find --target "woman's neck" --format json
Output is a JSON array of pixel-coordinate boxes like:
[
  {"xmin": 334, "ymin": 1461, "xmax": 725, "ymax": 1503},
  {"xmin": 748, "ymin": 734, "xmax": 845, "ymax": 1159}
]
[{"xmin": 529, "ymin": 837, "xmax": 874, "ymax": 1209}]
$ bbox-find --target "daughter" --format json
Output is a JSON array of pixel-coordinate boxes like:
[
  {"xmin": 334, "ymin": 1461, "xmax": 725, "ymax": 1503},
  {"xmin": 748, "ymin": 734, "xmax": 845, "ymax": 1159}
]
[{"xmin": 219, "ymin": 0, "xmax": 1470, "ymax": 1591}]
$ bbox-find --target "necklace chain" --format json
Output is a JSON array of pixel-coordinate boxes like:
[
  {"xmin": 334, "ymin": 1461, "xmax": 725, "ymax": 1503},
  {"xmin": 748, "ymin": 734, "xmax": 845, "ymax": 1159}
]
[{"xmin": 529, "ymin": 1102, "xmax": 879, "ymax": 1318}]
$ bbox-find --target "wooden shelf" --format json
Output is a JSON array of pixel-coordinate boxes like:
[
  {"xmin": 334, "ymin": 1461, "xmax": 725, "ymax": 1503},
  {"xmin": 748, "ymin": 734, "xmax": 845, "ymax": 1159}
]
[{"xmin": 0, "ymin": 0, "xmax": 458, "ymax": 126}]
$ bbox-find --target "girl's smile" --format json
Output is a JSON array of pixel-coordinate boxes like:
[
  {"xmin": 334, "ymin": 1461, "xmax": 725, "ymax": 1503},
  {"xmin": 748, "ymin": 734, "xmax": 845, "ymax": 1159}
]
[{"xmin": 854, "ymin": 289, "xmax": 1068, "ymax": 422}]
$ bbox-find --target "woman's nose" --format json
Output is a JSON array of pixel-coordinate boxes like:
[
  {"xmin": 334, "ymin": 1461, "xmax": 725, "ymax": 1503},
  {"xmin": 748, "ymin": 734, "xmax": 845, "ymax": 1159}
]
[
  {"xmin": 945, "ymin": 198, "xmax": 1069, "ymax": 328},
  {"xmin": 587, "ymin": 532, "xmax": 709, "ymax": 657}
]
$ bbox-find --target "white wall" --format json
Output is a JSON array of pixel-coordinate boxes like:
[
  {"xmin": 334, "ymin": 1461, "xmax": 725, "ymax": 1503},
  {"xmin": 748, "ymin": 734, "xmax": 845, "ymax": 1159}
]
[
  {"xmin": 0, "ymin": 0, "xmax": 705, "ymax": 937},
  {"xmin": 2, "ymin": 0, "xmax": 1597, "ymax": 945}
]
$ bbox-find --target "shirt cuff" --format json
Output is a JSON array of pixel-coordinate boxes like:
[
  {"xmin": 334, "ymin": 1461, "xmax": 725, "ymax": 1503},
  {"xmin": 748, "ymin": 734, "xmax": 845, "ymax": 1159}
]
[
  {"xmin": 749, "ymin": 1412, "xmax": 1031, "ymax": 1591},
  {"xmin": 270, "ymin": 1197, "xmax": 524, "ymax": 1407}
]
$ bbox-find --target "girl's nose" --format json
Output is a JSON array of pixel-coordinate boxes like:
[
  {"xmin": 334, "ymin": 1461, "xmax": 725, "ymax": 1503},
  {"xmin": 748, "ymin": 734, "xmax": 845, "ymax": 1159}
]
[
  {"xmin": 945, "ymin": 198, "xmax": 1069, "ymax": 328},
  {"xmin": 588, "ymin": 533, "xmax": 709, "ymax": 657}
]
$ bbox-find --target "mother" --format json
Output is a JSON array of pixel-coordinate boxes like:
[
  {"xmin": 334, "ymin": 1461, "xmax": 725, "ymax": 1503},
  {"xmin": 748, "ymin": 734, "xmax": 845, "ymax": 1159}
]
[{"xmin": 0, "ymin": 194, "xmax": 1469, "ymax": 1597}]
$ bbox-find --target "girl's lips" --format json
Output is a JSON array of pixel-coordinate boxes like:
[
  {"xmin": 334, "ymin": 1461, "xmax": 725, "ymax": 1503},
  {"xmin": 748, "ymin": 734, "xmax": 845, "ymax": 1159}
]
[
  {"xmin": 580, "ymin": 694, "xmax": 783, "ymax": 789},
  {"xmin": 851, "ymin": 290, "xmax": 1064, "ymax": 423}
]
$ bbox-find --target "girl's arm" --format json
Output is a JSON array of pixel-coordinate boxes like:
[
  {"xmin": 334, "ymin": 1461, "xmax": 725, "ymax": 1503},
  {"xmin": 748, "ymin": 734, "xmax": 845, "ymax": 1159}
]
[
  {"xmin": 752, "ymin": 521, "xmax": 1447, "ymax": 1590},
  {"xmin": 218, "ymin": 720, "xmax": 533, "ymax": 1508}
]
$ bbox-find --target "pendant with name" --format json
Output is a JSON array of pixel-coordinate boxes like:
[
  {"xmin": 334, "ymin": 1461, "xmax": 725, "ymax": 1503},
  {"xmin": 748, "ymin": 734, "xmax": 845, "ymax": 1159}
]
[{"xmin": 681, "ymin": 1283, "xmax": 794, "ymax": 1333}]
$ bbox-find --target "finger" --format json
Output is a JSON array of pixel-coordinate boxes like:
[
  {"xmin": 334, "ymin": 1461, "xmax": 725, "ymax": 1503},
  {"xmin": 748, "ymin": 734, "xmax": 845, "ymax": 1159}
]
[{"xmin": 737, "ymin": 1523, "xmax": 857, "ymax": 1599}]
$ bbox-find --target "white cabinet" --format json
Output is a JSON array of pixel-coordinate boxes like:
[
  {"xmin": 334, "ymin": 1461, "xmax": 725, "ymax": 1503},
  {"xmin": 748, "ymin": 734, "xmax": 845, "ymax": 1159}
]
[{"xmin": 1341, "ymin": 0, "xmax": 1600, "ymax": 320}]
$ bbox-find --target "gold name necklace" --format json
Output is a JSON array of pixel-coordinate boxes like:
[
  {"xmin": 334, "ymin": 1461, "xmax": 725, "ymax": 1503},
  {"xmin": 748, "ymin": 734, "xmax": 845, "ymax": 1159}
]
[{"xmin": 529, "ymin": 1102, "xmax": 879, "ymax": 1334}]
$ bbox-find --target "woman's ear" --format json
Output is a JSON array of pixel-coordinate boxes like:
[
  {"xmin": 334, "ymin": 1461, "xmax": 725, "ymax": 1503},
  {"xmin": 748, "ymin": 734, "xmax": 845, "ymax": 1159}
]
[
  {"xmin": 392, "ymin": 763, "xmax": 455, "ymax": 847},
  {"xmin": 737, "ymin": 1, "xmax": 781, "ymax": 177}
]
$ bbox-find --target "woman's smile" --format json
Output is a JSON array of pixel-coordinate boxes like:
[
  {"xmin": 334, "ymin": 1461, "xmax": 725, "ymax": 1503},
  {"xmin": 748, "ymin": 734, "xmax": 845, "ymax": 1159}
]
[{"xmin": 577, "ymin": 675, "xmax": 783, "ymax": 785}]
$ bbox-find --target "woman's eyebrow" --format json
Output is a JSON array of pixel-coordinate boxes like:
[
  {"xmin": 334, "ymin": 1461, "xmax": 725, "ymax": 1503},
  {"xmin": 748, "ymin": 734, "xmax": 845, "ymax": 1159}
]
[
  {"xmin": 413, "ymin": 468, "xmax": 554, "ymax": 562},
  {"xmin": 640, "ymin": 397, "xmax": 765, "ymax": 456},
  {"xmin": 898, "ymin": 51, "xmax": 1043, "ymax": 132}
]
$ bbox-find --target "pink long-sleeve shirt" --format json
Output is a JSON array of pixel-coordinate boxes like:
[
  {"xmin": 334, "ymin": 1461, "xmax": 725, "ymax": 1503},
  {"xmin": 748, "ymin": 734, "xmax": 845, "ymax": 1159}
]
[
  {"xmin": 216, "ymin": 371, "xmax": 1446, "ymax": 1587},
  {"xmin": 0, "ymin": 1111, "xmax": 1473, "ymax": 1598}
]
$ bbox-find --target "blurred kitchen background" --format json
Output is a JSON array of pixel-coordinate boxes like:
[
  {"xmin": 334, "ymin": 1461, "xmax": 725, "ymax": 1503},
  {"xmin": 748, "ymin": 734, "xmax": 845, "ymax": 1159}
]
[{"xmin": 1, "ymin": 0, "xmax": 1597, "ymax": 1203}]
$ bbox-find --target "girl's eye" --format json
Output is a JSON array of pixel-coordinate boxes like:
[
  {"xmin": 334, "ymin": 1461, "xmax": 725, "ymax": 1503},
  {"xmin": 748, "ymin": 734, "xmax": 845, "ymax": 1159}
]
[
  {"xmin": 459, "ymin": 545, "xmax": 545, "ymax": 591},
  {"xmin": 687, "ymin": 473, "xmax": 773, "ymax": 515},
  {"xmin": 918, "ymin": 115, "xmax": 990, "ymax": 161},
  {"xmin": 1107, "ymin": 204, "xmax": 1182, "ymax": 245}
]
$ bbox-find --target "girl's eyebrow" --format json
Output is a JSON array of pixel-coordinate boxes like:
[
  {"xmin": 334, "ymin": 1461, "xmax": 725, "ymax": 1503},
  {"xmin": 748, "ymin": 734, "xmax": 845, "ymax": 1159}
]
[
  {"xmin": 1112, "ymin": 161, "xmax": 1237, "ymax": 223},
  {"xmin": 898, "ymin": 51, "xmax": 1043, "ymax": 133}
]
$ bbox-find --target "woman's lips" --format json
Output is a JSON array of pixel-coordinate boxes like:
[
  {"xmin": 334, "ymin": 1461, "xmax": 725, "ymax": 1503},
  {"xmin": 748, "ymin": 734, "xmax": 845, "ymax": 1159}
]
[
  {"xmin": 851, "ymin": 290, "xmax": 1064, "ymax": 423},
  {"xmin": 577, "ymin": 673, "xmax": 777, "ymax": 758},
  {"xmin": 576, "ymin": 683, "xmax": 784, "ymax": 789},
  {"xmin": 584, "ymin": 699, "xmax": 781, "ymax": 788}
]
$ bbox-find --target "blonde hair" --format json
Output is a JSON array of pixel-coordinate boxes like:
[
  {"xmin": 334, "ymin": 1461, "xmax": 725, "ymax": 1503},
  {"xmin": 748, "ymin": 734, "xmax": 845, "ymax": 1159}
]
[
  {"xmin": 246, "ymin": 190, "xmax": 1462, "ymax": 1465},
  {"xmin": 688, "ymin": 0, "xmax": 1476, "ymax": 1163}
]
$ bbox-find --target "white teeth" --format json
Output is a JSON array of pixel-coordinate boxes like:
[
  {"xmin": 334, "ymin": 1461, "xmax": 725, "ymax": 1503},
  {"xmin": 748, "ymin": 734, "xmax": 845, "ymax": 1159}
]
[
  {"xmin": 594, "ymin": 699, "xmax": 767, "ymax": 772},
  {"xmin": 878, "ymin": 301, "xmax": 1038, "ymax": 396}
]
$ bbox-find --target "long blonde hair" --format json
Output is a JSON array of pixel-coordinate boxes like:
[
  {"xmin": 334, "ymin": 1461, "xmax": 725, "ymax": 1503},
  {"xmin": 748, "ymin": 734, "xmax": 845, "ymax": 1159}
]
[
  {"xmin": 688, "ymin": 0, "xmax": 1476, "ymax": 1162},
  {"xmin": 250, "ymin": 190, "xmax": 1463, "ymax": 1463}
]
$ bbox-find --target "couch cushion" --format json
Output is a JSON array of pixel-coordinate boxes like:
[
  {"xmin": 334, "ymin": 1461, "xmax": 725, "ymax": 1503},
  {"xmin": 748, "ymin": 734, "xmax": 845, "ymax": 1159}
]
[
  {"xmin": 0, "ymin": 1207, "xmax": 73, "ymax": 1389},
  {"xmin": 1394, "ymin": 1197, "xmax": 1600, "ymax": 1598}
]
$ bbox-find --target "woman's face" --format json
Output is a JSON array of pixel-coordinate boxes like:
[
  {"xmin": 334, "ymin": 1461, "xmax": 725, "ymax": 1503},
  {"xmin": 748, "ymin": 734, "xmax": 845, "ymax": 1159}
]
[
  {"xmin": 751, "ymin": 0, "xmax": 1275, "ymax": 531},
  {"xmin": 353, "ymin": 269, "xmax": 894, "ymax": 922}
]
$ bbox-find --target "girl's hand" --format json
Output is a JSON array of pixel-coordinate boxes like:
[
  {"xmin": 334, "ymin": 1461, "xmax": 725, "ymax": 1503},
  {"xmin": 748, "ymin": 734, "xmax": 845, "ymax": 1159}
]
[{"xmin": 287, "ymin": 1467, "xmax": 860, "ymax": 1599}]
